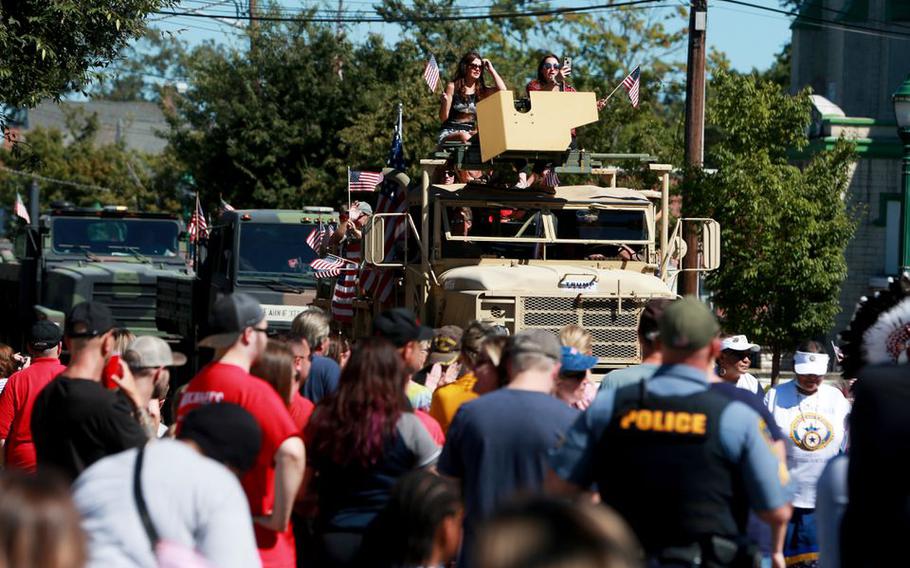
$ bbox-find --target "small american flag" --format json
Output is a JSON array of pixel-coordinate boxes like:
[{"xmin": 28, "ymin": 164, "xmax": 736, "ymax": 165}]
[
  {"xmin": 13, "ymin": 192, "xmax": 30, "ymax": 224},
  {"xmin": 188, "ymin": 193, "xmax": 208, "ymax": 243},
  {"xmin": 306, "ymin": 224, "xmax": 325, "ymax": 252},
  {"xmin": 621, "ymin": 65, "xmax": 641, "ymax": 108},
  {"xmin": 544, "ymin": 169, "xmax": 560, "ymax": 188},
  {"xmin": 423, "ymin": 54, "xmax": 440, "ymax": 93},
  {"xmin": 349, "ymin": 170, "xmax": 384, "ymax": 192},
  {"xmin": 219, "ymin": 197, "xmax": 235, "ymax": 212},
  {"xmin": 310, "ymin": 254, "xmax": 356, "ymax": 278}
]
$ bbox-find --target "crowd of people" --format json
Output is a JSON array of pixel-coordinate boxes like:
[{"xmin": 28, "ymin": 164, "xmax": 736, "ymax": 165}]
[{"xmin": 0, "ymin": 289, "xmax": 905, "ymax": 568}]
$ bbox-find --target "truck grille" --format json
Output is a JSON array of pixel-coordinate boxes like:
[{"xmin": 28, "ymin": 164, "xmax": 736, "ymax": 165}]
[
  {"xmin": 93, "ymin": 282, "xmax": 158, "ymax": 332},
  {"xmin": 521, "ymin": 296, "xmax": 646, "ymax": 366}
]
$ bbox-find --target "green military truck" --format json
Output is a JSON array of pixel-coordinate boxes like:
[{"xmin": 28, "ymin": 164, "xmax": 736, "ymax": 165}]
[
  {"xmin": 156, "ymin": 208, "xmax": 337, "ymax": 364},
  {"xmin": 0, "ymin": 208, "xmax": 192, "ymax": 348}
]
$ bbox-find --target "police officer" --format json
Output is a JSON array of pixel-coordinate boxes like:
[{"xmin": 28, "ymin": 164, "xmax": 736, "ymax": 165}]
[{"xmin": 549, "ymin": 297, "xmax": 791, "ymax": 568}]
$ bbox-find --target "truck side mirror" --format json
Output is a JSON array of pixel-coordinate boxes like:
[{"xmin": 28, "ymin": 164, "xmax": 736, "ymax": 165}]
[
  {"xmin": 363, "ymin": 216, "xmax": 387, "ymax": 265},
  {"xmin": 674, "ymin": 218, "xmax": 721, "ymax": 272}
]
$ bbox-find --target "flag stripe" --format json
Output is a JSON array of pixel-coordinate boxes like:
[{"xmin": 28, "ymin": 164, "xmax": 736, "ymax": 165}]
[
  {"xmin": 349, "ymin": 171, "xmax": 385, "ymax": 192},
  {"xmin": 423, "ymin": 54, "xmax": 440, "ymax": 93},
  {"xmin": 621, "ymin": 66, "xmax": 641, "ymax": 108}
]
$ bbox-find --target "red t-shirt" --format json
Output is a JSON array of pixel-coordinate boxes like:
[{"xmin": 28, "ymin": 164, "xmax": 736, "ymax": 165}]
[
  {"xmin": 415, "ymin": 409, "xmax": 445, "ymax": 446},
  {"xmin": 289, "ymin": 393, "xmax": 315, "ymax": 433},
  {"xmin": 0, "ymin": 357, "xmax": 66, "ymax": 472},
  {"xmin": 177, "ymin": 362, "xmax": 301, "ymax": 568}
]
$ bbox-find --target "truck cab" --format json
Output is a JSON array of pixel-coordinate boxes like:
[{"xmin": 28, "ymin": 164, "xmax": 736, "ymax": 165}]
[
  {"xmin": 0, "ymin": 208, "xmax": 192, "ymax": 346},
  {"xmin": 157, "ymin": 208, "xmax": 338, "ymax": 350}
]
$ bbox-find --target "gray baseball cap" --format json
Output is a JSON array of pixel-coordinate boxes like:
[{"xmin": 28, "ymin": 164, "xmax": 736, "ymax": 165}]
[
  {"xmin": 509, "ymin": 329, "xmax": 562, "ymax": 361},
  {"xmin": 199, "ymin": 293, "xmax": 265, "ymax": 349},
  {"xmin": 124, "ymin": 336, "xmax": 187, "ymax": 369}
]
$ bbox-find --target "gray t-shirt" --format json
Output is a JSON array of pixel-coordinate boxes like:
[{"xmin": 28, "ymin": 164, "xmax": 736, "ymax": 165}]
[
  {"xmin": 73, "ymin": 440, "xmax": 259, "ymax": 568},
  {"xmin": 598, "ymin": 363, "xmax": 660, "ymax": 392}
]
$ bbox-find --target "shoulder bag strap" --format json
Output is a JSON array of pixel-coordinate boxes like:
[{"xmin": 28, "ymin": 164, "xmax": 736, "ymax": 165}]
[{"xmin": 133, "ymin": 444, "xmax": 161, "ymax": 550}]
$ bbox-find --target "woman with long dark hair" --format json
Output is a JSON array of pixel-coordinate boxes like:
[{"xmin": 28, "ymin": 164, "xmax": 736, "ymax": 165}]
[
  {"xmin": 438, "ymin": 51, "xmax": 507, "ymax": 145},
  {"xmin": 306, "ymin": 337, "xmax": 441, "ymax": 567}
]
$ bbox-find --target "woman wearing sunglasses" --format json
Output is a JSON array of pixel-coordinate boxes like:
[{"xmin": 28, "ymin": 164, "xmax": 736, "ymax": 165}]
[
  {"xmin": 438, "ymin": 51, "xmax": 506, "ymax": 145},
  {"xmin": 526, "ymin": 53, "xmax": 574, "ymax": 95}
]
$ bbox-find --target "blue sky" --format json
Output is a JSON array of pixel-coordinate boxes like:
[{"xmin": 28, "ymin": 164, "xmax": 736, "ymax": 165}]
[{"xmin": 149, "ymin": 0, "xmax": 794, "ymax": 74}]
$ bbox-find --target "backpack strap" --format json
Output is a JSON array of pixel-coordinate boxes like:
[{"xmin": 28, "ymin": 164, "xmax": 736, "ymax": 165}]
[{"xmin": 133, "ymin": 445, "xmax": 160, "ymax": 550}]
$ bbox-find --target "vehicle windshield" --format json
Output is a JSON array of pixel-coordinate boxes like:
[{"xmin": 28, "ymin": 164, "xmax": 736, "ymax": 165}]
[
  {"xmin": 442, "ymin": 205, "xmax": 649, "ymax": 260},
  {"xmin": 236, "ymin": 223, "xmax": 319, "ymax": 282},
  {"xmin": 52, "ymin": 217, "xmax": 180, "ymax": 257}
]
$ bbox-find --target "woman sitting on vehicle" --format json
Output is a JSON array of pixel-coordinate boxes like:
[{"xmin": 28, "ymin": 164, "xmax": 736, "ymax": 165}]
[{"xmin": 438, "ymin": 51, "xmax": 506, "ymax": 145}]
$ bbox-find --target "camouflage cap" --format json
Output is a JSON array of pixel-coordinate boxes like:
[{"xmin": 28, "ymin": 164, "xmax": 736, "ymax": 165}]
[{"xmin": 659, "ymin": 296, "xmax": 719, "ymax": 351}]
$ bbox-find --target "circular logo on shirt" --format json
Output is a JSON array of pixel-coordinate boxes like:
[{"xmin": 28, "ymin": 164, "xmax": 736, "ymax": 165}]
[{"xmin": 789, "ymin": 412, "xmax": 834, "ymax": 451}]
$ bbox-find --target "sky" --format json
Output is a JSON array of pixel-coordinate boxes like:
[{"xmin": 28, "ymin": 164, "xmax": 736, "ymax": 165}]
[{"xmin": 147, "ymin": 0, "xmax": 795, "ymax": 75}]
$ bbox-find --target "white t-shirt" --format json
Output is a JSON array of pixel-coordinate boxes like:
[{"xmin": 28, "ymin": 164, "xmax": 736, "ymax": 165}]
[
  {"xmin": 73, "ymin": 440, "xmax": 260, "ymax": 568},
  {"xmin": 764, "ymin": 382, "xmax": 850, "ymax": 508},
  {"xmin": 735, "ymin": 372, "xmax": 762, "ymax": 396}
]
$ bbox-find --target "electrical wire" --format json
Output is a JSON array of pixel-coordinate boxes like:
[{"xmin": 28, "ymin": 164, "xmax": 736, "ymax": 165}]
[
  {"xmin": 153, "ymin": 0, "xmax": 667, "ymax": 23},
  {"xmin": 715, "ymin": 0, "xmax": 910, "ymax": 41},
  {"xmin": 0, "ymin": 165, "xmax": 117, "ymax": 193}
]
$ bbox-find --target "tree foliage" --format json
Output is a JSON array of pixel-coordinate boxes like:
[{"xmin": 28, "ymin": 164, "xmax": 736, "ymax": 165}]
[
  {"xmin": 0, "ymin": 0, "xmax": 175, "ymax": 110},
  {"xmin": 683, "ymin": 71, "xmax": 856, "ymax": 379},
  {"xmin": 158, "ymin": 0, "xmax": 690, "ymax": 209}
]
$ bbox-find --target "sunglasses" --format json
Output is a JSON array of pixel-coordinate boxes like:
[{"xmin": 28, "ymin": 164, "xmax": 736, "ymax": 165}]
[
  {"xmin": 722, "ymin": 349, "xmax": 751, "ymax": 359},
  {"xmin": 467, "ymin": 63, "xmax": 483, "ymax": 70},
  {"xmin": 542, "ymin": 63, "xmax": 560, "ymax": 70}
]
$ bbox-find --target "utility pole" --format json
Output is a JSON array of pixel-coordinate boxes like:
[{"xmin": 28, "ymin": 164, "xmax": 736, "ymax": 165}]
[{"xmin": 681, "ymin": 0, "xmax": 707, "ymax": 297}]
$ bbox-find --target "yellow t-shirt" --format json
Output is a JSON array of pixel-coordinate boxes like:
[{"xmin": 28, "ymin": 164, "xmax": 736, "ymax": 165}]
[{"xmin": 429, "ymin": 372, "xmax": 479, "ymax": 434}]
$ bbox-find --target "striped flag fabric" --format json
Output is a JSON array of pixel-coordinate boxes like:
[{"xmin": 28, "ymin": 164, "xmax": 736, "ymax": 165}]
[
  {"xmin": 423, "ymin": 54, "xmax": 440, "ymax": 93},
  {"xmin": 544, "ymin": 169, "xmax": 560, "ymax": 188},
  {"xmin": 361, "ymin": 107, "xmax": 407, "ymax": 304},
  {"xmin": 306, "ymin": 224, "xmax": 325, "ymax": 252},
  {"xmin": 219, "ymin": 197, "xmax": 235, "ymax": 212},
  {"xmin": 188, "ymin": 193, "xmax": 208, "ymax": 243},
  {"xmin": 13, "ymin": 192, "xmax": 30, "ymax": 224},
  {"xmin": 621, "ymin": 65, "xmax": 641, "ymax": 108},
  {"xmin": 349, "ymin": 170, "xmax": 384, "ymax": 192},
  {"xmin": 310, "ymin": 254, "xmax": 356, "ymax": 278}
]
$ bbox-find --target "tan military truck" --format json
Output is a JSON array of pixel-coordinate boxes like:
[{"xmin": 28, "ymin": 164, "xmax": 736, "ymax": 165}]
[{"xmin": 357, "ymin": 90, "xmax": 720, "ymax": 369}]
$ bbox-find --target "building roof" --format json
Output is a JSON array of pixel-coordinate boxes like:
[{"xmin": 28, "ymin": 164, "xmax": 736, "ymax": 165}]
[{"xmin": 23, "ymin": 100, "xmax": 168, "ymax": 154}]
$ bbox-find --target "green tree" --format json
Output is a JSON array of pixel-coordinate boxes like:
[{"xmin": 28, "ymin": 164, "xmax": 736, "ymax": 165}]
[
  {"xmin": 683, "ymin": 71, "xmax": 856, "ymax": 380},
  {"xmin": 0, "ymin": 108, "xmax": 181, "ymax": 217},
  {"xmin": 0, "ymin": 0, "xmax": 175, "ymax": 110}
]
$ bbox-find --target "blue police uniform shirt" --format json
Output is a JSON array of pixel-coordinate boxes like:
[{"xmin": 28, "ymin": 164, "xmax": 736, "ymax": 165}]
[
  {"xmin": 551, "ymin": 363, "xmax": 790, "ymax": 513},
  {"xmin": 302, "ymin": 355, "xmax": 341, "ymax": 404}
]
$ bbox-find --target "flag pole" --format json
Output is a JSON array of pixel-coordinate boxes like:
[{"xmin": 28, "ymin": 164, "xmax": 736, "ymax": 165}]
[
  {"xmin": 346, "ymin": 166, "xmax": 352, "ymax": 213},
  {"xmin": 598, "ymin": 79, "xmax": 626, "ymax": 107},
  {"xmin": 192, "ymin": 191, "xmax": 199, "ymax": 271}
]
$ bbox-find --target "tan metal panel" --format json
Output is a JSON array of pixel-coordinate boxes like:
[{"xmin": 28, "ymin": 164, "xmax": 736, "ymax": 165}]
[{"xmin": 476, "ymin": 90, "xmax": 599, "ymax": 162}]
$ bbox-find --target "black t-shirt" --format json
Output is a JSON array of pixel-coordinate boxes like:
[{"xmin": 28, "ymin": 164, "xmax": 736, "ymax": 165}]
[{"xmin": 31, "ymin": 376, "xmax": 147, "ymax": 481}]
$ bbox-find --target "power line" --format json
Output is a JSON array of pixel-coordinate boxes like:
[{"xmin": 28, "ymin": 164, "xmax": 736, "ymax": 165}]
[
  {"xmin": 0, "ymin": 165, "xmax": 117, "ymax": 193},
  {"xmin": 153, "ymin": 0, "xmax": 667, "ymax": 24},
  {"xmin": 716, "ymin": 0, "xmax": 910, "ymax": 41}
]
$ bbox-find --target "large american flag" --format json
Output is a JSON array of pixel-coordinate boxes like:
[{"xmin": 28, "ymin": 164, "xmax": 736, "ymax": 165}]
[
  {"xmin": 188, "ymin": 193, "xmax": 208, "ymax": 243},
  {"xmin": 423, "ymin": 54, "xmax": 440, "ymax": 93},
  {"xmin": 13, "ymin": 192, "xmax": 30, "ymax": 224},
  {"xmin": 361, "ymin": 107, "xmax": 407, "ymax": 304},
  {"xmin": 622, "ymin": 65, "xmax": 641, "ymax": 108},
  {"xmin": 349, "ymin": 170, "xmax": 384, "ymax": 192}
]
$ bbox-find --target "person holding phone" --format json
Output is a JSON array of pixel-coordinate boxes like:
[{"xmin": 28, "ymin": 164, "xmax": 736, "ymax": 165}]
[{"xmin": 526, "ymin": 53, "xmax": 575, "ymax": 94}]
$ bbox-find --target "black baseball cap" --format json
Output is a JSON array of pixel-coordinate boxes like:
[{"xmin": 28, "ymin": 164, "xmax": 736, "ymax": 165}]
[
  {"xmin": 199, "ymin": 293, "xmax": 265, "ymax": 349},
  {"xmin": 65, "ymin": 302, "xmax": 116, "ymax": 339},
  {"xmin": 177, "ymin": 403, "xmax": 262, "ymax": 473},
  {"xmin": 373, "ymin": 308, "xmax": 434, "ymax": 348},
  {"xmin": 639, "ymin": 298, "xmax": 672, "ymax": 341},
  {"xmin": 29, "ymin": 320, "xmax": 63, "ymax": 350}
]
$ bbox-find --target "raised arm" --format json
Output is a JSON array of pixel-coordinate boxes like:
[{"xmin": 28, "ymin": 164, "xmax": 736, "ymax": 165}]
[
  {"xmin": 439, "ymin": 82, "xmax": 455, "ymax": 122},
  {"xmin": 483, "ymin": 59, "xmax": 507, "ymax": 92}
]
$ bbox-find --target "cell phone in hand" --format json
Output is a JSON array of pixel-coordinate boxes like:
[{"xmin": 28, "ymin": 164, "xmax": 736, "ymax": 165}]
[
  {"xmin": 102, "ymin": 355, "xmax": 121, "ymax": 390},
  {"xmin": 563, "ymin": 57, "xmax": 572, "ymax": 69}
]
